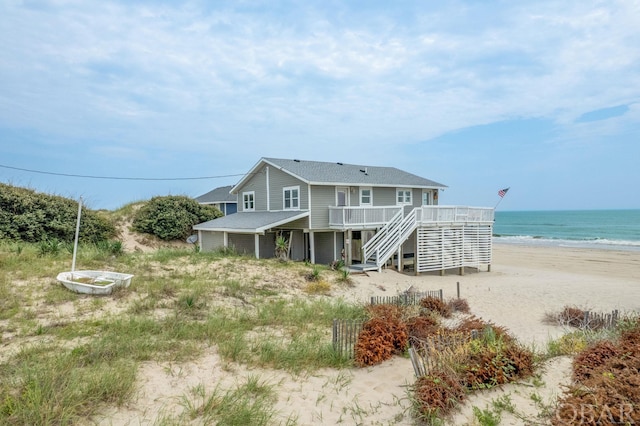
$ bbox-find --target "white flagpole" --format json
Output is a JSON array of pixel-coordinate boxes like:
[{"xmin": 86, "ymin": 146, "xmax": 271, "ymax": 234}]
[{"xmin": 71, "ymin": 197, "xmax": 82, "ymax": 276}]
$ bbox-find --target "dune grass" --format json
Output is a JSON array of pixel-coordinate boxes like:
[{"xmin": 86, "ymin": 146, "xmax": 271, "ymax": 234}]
[{"xmin": 0, "ymin": 241, "xmax": 365, "ymax": 424}]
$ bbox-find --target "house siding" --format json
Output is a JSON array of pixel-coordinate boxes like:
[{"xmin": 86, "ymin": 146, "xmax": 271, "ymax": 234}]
[
  {"xmin": 200, "ymin": 231, "xmax": 224, "ymax": 252},
  {"xmin": 313, "ymin": 231, "xmax": 336, "ymax": 265},
  {"xmin": 309, "ymin": 185, "xmax": 335, "ymax": 229},
  {"xmin": 236, "ymin": 165, "xmax": 268, "ymax": 212},
  {"xmin": 373, "ymin": 187, "xmax": 396, "ymax": 206},
  {"xmin": 229, "ymin": 234, "xmax": 255, "ymax": 255},
  {"xmin": 266, "ymin": 165, "xmax": 308, "ymax": 211}
]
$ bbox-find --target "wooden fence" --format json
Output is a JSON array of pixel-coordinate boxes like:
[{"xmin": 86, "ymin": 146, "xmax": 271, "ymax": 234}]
[
  {"xmin": 332, "ymin": 319, "xmax": 365, "ymax": 358},
  {"xmin": 408, "ymin": 332, "xmax": 477, "ymax": 377},
  {"xmin": 580, "ymin": 310, "xmax": 620, "ymax": 330},
  {"xmin": 370, "ymin": 289, "xmax": 443, "ymax": 306},
  {"xmin": 333, "ymin": 289, "xmax": 444, "ymax": 357}
]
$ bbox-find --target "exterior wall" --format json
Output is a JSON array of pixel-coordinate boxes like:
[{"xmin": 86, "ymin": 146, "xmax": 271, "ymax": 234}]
[
  {"xmin": 224, "ymin": 203, "xmax": 238, "ymax": 215},
  {"xmin": 313, "ymin": 231, "xmax": 337, "ymax": 265},
  {"xmin": 236, "ymin": 165, "xmax": 268, "ymax": 212},
  {"xmin": 309, "ymin": 185, "xmax": 335, "ymax": 229},
  {"xmin": 280, "ymin": 216, "xmax": 309, "ymax": 230},
  {"xmin": 228, "ymin": 234, "xmax": 255, "ymax": 255},
  {"xmin": 200, "ymin": 231, "xmax": 225, "ymax": 252},
  {"xmin": 372, "ymin": 187, "xmax": 396, "ymax": 206},
  {"xmin": 289, "ymin": 230, "xmax": 306, "ymax": 261},
  {"xmin": 267, "ymin": 166, "xmax": 309, "ymax": 211}
]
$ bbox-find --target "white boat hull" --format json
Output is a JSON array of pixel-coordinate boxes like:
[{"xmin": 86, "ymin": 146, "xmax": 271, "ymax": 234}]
[{"xmin": 56, "ymin": 270, "xmax": 134, "ymax": 295}]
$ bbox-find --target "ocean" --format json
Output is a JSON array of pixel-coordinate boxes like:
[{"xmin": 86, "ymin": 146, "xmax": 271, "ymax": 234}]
[{"xmin": 493, "ymin": 209, "xmax": 640, "ymax": 251}]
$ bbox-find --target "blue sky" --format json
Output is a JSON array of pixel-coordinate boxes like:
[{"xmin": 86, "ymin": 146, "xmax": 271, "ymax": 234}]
[{"xmin": 1, "ymin": 0, "xmax": 639, "ymax": 211}]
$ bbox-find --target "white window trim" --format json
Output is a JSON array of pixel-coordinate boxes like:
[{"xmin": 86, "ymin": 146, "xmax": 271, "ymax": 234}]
[
  {"xmin": 243, "ymin": 191, "xmax": 255, "ymax": 211},
  {"xmin": 360, "ymin": 187, "xmax": 372, "ymax": 206},
  {"xmin": 422, "ymin": 191, "xmax": 431, "ymax": 206},
  {"xmin": 396, "ymin": 188, "xmax": 412, "ymax": 205},
  {"xmin": 283, "ymin": 185, "xmax": 300, "ymax": 210}
]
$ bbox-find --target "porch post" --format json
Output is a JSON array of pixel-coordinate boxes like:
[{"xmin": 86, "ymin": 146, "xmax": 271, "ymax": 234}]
[
  {"xmin": 309, "ymin": 231, "xmax": 315, "ymax": 264},
  {"xmin": 346, "ymin": 229, "xmax": 352, "ymax": 265},
  {"xmin": 254, "ymin": 234, "xmax": 260, "ymax": 259},
  {"xmin": 333, "ymin": 232, "xmax": 337, "ymax": 261},
  {"xmin": 223, "ymin": 232, "xmax": 228, "ymax": 248}
]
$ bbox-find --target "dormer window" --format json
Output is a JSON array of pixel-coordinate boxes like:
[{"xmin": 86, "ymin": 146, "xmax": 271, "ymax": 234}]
[
  {"xmin": 283, "ymin": 186, "xmax": 300, "ymax": 210},
  {"xmin": 243, "ymin": 191, "xmax": 255, "ymax": 211},
  {"xmin": 397, "ymin": 189, "xmax": 412, "ymax": 205}
]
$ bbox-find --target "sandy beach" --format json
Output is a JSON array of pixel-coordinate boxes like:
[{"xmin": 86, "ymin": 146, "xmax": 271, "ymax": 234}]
[{"xmin": 94, "ymin": 243, "xmax": 640, "ymax": 425}]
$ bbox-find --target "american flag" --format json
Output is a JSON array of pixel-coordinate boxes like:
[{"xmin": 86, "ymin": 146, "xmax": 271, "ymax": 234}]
[{"xmin": 498, "ymin": 187, "xmax": 510, "ymax": 198}]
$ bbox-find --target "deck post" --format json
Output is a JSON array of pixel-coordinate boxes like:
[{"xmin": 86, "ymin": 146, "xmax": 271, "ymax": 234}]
[
  {"xmin": 309, "ymin": 231, "xmax": 316, "ymax": 264},
  {"xmin": 254, "ymin": 234, "xmax": 260, "ymax": 259},
  {"xmin": 223, "ymin": 231, "xmax": 228, "ymax": 248}
]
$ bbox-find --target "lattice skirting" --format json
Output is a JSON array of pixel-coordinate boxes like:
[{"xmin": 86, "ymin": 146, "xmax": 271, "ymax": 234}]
[{"xmin": 416, "ymin": 224, "xmax": 492, "ymax": 273}]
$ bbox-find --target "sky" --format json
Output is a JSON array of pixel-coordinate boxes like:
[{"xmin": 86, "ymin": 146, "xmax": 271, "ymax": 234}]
[{"xmin": 1, "ymin": 0, "xmax": 639, "ymax": 211}]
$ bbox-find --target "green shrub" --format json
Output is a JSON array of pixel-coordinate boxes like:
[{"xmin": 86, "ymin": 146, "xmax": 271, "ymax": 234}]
[
  {"xmin": 0, "ymin": 183, "xmax": 115, "ymax": 243},
  {"xmin": 132, "ymin": 196, "xmax": 222, "ymax": 241}
]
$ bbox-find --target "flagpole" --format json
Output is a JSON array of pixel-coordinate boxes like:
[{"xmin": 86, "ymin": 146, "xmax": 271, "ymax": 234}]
[{"xmin": 494, "ymin": 187, "xmax": 510, "ymax": 210}]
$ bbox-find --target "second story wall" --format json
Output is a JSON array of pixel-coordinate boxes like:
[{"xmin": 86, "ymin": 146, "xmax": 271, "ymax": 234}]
[
  {"xmin": 372, "ymin": 187, "xmax": 396, "ymax": 206},
  {"xmin": 310, "ymin": 185, "xmax": 335, "ymax": 229},
  {"xmin": 235, "ymin": 163, "xmax": 308, "ymax": 212},
  {"xmin": 267, "ymin": 165, "xmax": 309, "ymax": 211},
  {"xmin": 237, "ymin": 165, "xmax": 268, "ymax": 212}
]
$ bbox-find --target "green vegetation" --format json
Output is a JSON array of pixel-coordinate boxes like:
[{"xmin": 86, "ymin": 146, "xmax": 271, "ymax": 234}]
[
  {"xmin": 0, "ymin": 242, "xmax": 364, "ymax": 424},
  {"xmin": 131, "ymin": 195, "xmax": 222, "ymax": 240},
  {"xmin": 0, "ymin": 183, "xmax": 115, "ymax": 243}
]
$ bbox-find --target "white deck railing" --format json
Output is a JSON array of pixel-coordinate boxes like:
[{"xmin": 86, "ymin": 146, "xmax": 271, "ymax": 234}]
[
  {"xmin": 328, "ymin": 206, "xmax": 402, "ymax": 228},
  {"xmin": 416, "ymin": 206, "xmax": 494, "ymax": 224},
  {"xmin": 329, "ymin": 205, "xmax": 494, "ymax": 228}
]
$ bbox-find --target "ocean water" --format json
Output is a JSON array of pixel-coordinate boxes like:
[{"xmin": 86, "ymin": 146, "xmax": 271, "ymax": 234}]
[{"xmin": 493, "ymin": 209, "xmax": 640, "ymax": 251}]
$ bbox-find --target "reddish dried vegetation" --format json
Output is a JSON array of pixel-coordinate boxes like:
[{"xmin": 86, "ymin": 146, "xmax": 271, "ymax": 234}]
[
  {"xmin": 553, "ymin": 320, "xmax": 640, "ymax": 425},
  {"xmin": 558, "ymin": 305, "xmax": 586, "ymax": 327},
  {"xmin": 462, "ymin": 341, "xmax": 534, "ymax": 389},
  {"xmin": 406, "ymin": 315, "xmax": 440, "ymax": 340},
  {"xmin": 413, "ymin": 370, "xmax": 466, "ymax": 419},
  {"xmin": 354, "ymin": 308, "xmax": 408, "ymax": 367},
  {"xmin": 447, "ymin": 298, "xmax": 471, "ymax": 314},
  {"xmin": 420, "ymin": 296, "xmax": 452, "ymax": 318},
  {"xmin": 454, "ymin": 315, "xmax": 512, "ymax": 342},
  {"xmin": 355, "ymin": 303, "xmax": 535, "ymax": 422}
]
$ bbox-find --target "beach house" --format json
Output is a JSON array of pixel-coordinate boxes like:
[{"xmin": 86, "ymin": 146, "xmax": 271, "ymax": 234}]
[
  {"xmin": 195, "ymin": 185, "xmax": 238, "ymax": 215},
  {"xmin": 194, "ymin": 157, "xmax": 494, "ymax": 274}
]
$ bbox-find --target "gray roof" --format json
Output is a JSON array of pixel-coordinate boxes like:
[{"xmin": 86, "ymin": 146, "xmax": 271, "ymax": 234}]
[
  {"xmin": 238, "ymin": 158, "xmax": 446, "ymax": 190},
  {"xmin": 194, "ymin": 210, "xmax": 309, "ymax": 233},
  {"xmin": 195, "ymin": 185, "xmax": 237, "ymax": 204}
]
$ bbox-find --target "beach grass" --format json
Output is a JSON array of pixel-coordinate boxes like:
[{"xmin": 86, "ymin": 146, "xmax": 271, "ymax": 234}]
[{"xmin": 0, "ymin": 242, "xmax": 366, "ymax": 424}]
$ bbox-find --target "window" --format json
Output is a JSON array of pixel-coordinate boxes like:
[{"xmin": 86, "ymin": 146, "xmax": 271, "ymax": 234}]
[
  {"xmin": 283, "ymin": 186, "xmax": 300, "ymax": 210},
  {"xmin": 397, "ymin": 189, "xmax": 412, "ymax": 205},
  {"xmin": 243, "ymin": 191, "xmax": 255, "ymax": 211},
  {"xmin": 360, "ymin": 188, "xmax": 372, "ymax": 205},
  {"xmin": 422, "ymin": 191, "xmax": 431, "ymax": 206}
]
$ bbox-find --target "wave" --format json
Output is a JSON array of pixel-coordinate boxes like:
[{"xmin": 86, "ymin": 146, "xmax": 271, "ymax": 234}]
[{"xmin": 493, "ymin": 235, "xmax": 640, "ymax": 251}]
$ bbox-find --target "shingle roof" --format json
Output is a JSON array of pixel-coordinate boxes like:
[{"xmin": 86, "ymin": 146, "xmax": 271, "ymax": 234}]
[
  {"xmin": 262, "ymin": 158, "xmax": 447, "ymax": 188},
  {"xmin": 194, "ymin": 211, "xmax": 309, "ymax": 233},
  {"xmin": 195, "ymin": 185, "xmax": 237, "ymax": 204}
]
